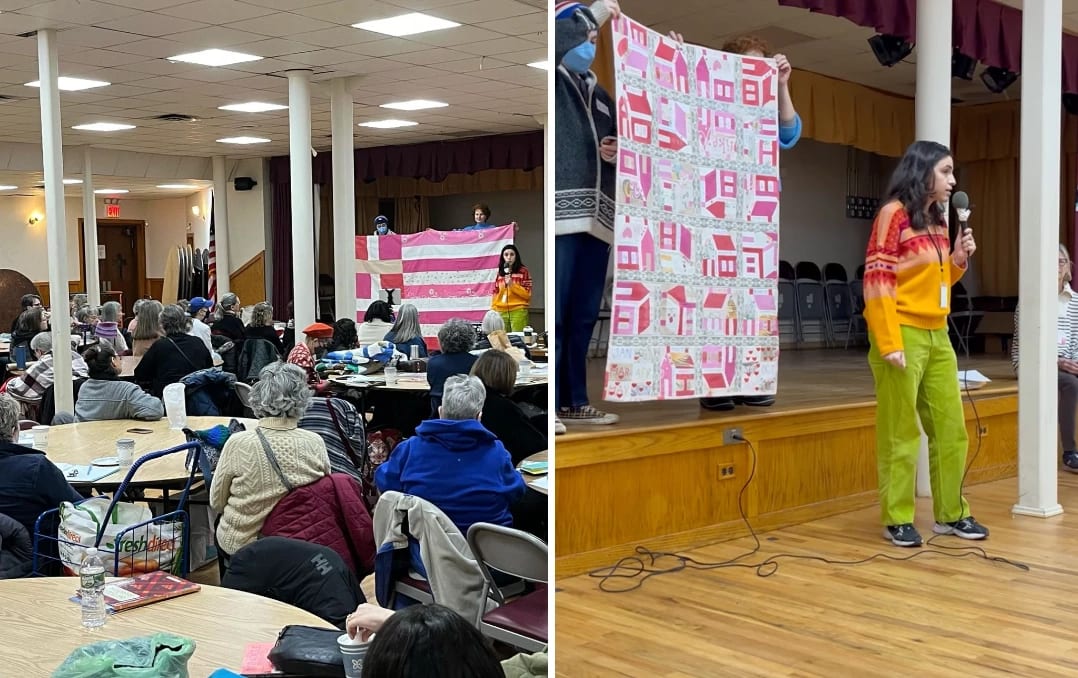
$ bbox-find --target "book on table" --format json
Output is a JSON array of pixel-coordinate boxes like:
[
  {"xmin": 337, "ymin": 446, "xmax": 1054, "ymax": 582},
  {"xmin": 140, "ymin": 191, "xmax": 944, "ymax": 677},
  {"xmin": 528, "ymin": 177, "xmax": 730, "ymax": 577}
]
[
  {"xmin": 518, "ymin": 460, "xmax": 548, "ymax": 475},
  {"xmin": 73, "ymin": 570, "xmax": 201, "ymax": 613}
]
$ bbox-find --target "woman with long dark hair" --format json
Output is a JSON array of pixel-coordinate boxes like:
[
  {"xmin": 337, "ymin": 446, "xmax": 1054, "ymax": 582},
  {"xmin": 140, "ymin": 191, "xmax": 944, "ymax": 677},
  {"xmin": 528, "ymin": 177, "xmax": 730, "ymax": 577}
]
[
  {"xmin": 864, "ymin": 140, "xmax": 985, "ymax": 548},
  {"xmin": 490, "ymin": 244, "xmax": 532, "ymax": 332}
]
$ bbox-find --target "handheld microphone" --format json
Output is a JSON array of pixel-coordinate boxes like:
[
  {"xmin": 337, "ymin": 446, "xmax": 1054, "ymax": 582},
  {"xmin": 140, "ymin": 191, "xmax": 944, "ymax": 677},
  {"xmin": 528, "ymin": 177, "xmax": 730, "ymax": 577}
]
[
  {"xmin": 503, "ymin": 265, "xmax": 511, "ymax": 276},
  {"xmin": 952, "ymin": 191, "xmax": 970, "ymax": 223}
]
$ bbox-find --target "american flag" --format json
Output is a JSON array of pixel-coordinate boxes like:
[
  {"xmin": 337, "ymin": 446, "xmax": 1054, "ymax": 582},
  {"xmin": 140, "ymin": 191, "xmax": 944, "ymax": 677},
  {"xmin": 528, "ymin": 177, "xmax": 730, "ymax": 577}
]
[
  {"xmin": 355, "ymin": 224, "xmax": 514, "ymax": 344},
  {"xmin": 206, "ymin": 192, "xmax": 216, "ymax": 303}
]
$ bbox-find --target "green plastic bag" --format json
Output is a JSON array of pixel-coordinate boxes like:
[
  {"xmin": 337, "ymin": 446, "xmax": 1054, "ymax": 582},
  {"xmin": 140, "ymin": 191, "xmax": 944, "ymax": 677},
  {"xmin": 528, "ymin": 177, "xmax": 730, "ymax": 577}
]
[{"xmin": 52, "ymin": 633, "xmax": 196, "ymax": 678}]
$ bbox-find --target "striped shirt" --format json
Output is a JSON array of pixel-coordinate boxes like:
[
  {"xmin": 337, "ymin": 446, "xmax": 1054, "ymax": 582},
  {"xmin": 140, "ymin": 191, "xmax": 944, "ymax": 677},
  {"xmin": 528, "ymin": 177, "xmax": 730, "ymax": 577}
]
[
  {"xmin": 1011, "ymin": 285, "xmax": 1078, "ymax": 369},
  {"xmin": 297, "ymin": 398, "xmax": 365, "ymax": 484}
]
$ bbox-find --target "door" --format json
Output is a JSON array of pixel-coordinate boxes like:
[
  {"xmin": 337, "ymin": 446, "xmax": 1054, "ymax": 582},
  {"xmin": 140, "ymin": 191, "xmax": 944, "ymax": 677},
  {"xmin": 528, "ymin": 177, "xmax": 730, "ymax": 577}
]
[{"xmin": 79, "ymin": 219, "xmax": 147, "ymax": 316}]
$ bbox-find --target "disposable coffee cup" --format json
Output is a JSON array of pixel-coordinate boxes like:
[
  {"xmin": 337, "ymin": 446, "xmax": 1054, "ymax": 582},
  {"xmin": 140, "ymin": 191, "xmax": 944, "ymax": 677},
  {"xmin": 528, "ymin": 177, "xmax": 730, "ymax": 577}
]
[
  {"xmin": 518, "ymin": 360, "xmax": 533, "ymax": 378},
  {"xmin": 338, "ymin": 633, "xmax": 372, "ymax": 678},
  {"xmin": 32, "ymin": 425, "xmax": 48, "ymax": 450}
]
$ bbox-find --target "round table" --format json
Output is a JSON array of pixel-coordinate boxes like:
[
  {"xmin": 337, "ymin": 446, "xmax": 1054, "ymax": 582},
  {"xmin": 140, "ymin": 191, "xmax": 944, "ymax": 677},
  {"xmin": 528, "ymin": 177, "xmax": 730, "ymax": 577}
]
[
  {"xmin": 0, "ymin": 578, "xmax": 328, "ymax": 675},
  {"xmin": 43, "ymin": 417, "xmax": 257, "ymax": 488},
  {"xmin": 519, "ymin": 450, "xmax": 548, "ymax": 495}
]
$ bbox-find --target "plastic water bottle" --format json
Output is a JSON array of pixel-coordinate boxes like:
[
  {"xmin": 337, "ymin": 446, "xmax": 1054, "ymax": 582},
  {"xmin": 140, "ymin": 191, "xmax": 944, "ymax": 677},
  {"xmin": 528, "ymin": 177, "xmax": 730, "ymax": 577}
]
[{"xmin": 79, "ymin": 547, "xmax": 107, "ymax": 629}]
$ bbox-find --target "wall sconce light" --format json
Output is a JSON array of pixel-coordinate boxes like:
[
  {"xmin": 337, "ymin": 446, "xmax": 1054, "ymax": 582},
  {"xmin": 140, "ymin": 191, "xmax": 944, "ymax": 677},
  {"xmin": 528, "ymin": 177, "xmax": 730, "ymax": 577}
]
[
  {"xmin": 28, "ymin": 212, "xmax": 42, "ymax": 225},
  {"xmin": 191, "ymin": 205, "xmax": 201, "ymax": 217}
]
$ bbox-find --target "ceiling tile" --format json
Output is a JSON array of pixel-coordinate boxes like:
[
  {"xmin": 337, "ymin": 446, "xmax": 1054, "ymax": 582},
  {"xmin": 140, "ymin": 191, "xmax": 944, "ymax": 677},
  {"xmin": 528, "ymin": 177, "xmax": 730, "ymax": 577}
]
[
  {"xmin": 103, "ymin": 12, "xmax": 211, "ymax": 38},
  {"xmin": 156, "ymin": 0, "xmax": 278, "ymax": 23},
  {"xmin": 225, "ymin": 13, "xmax": 339, "ymax": 37}
]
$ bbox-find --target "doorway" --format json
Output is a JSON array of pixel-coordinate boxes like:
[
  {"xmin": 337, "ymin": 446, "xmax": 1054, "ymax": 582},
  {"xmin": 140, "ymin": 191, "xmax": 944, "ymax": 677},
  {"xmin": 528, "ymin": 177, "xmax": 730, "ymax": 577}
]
[{"xmin": 78, "ymin": 219, "xmax": 147, "ymax": 316}]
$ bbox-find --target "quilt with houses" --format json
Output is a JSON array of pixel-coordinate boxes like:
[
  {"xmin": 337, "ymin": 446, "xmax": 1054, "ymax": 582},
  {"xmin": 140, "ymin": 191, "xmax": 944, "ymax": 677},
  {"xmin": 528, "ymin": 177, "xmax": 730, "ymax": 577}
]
[{"xmin": 603, "ymin": 16, "xmax": 781, "ymax": 402}]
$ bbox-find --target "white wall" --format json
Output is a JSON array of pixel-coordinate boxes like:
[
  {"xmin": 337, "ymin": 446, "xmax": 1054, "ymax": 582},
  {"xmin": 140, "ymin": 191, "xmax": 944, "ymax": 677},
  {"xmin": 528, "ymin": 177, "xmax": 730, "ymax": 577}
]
[
  {"xmin": 427, "ymin": 189, "xmax": 545, "ymax": 307},
  {"xmin": 225, "ymin": 158, "xmax": 269, "ymax": 273}
]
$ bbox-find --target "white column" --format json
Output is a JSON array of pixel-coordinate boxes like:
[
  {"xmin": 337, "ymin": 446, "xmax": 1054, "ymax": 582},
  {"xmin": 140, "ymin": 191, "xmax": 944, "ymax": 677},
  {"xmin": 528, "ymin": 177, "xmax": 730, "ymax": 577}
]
[
  {"xmin": 36, "ymin": 29, "xmax": 73, "ymax": 412},
  {"xmin": 330, "ymin": 78, "xmax": 356, "ymax": 321},
  {"xmin": 535, "ymin": 113, "xmax": 549, "ymax": 324},
  {"xmin": 287, "ymin": 70, "xmax": 316, "ymax": 332},
  {"xmin": 82, "ymin": 146, "xmax": 100, "ymax": 308},
  {"xmin": 1014, "ymin": 0, "xmax": 1064, "ymax": 518},
  {"xmin": 913, "ymin": 0, "xmax": 953, "ymax": 497},
  {"xmin": 212, "ymin": 155, "xmax": 231, "ymax": 298}
]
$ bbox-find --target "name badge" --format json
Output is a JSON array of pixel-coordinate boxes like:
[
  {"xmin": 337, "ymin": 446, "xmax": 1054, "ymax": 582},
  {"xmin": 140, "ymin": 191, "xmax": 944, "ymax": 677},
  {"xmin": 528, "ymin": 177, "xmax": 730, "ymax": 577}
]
[
  {"xmin": 595, "ymin": 99, "xmax": 610, "ymax": 116},
  {"xmin": 939, "ymin": 284, "xmax": 948, "ymax": 310}
]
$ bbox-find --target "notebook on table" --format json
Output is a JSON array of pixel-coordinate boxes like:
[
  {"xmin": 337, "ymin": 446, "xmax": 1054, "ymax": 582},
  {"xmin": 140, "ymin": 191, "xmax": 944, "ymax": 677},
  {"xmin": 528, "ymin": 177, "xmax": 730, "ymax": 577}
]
[
  {"xmin": 53, "ymin": 462, "xmax": 121, "ymax": 484},
  {"xmin": 73, "ymin": 570, "xmax": 201, "ymax": 613}
]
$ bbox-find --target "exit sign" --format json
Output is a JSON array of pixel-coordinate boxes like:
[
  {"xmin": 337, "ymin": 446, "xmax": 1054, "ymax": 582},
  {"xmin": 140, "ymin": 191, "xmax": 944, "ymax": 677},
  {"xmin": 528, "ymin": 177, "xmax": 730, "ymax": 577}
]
[{"xmin": 105, "ymin": 204, "xmax": 120, "ymax": 218}]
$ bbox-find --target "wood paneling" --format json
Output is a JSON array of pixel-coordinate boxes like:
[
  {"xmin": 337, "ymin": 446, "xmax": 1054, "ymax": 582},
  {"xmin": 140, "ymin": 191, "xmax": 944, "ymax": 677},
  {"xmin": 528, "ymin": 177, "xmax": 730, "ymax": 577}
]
[
  {"xmin": 556, "ymin": 352, "xmax": 1021, "ymax": 577},
  {"xmin": 146, "ymin": 278, "xmax": 163, "ymax": 301},
  {"xmin": 32, "ymin": 281, "xmax": 84, "ymax": 308},
  {"xmin": 556, "ymin": 477, "xmax": 1078, "ymax": 677},
  {"xmin": 230, "ymin": 251, "xmax": 266, "ymax": 306}
]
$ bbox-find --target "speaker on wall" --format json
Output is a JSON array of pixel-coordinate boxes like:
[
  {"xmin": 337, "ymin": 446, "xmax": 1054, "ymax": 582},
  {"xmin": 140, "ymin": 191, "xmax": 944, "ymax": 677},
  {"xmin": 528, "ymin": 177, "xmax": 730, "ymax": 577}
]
[{"xmin": 234, "ymin": 177, "xmax": 257, "ymax": 191}]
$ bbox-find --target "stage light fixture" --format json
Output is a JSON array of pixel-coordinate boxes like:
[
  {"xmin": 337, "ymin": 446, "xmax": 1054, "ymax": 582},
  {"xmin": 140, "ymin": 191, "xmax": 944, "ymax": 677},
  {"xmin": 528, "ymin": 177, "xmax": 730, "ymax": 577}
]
[
  {"xmin": 868, "ymin": 34, "xmax": 913, "ymax": 67},
  {"xmin": 981, "ymin": 66, "xmax": 1018, "ymax": 93},
  {"xmin": 952, "ymin": 50, "xmax": 976, "ymax": 80}
]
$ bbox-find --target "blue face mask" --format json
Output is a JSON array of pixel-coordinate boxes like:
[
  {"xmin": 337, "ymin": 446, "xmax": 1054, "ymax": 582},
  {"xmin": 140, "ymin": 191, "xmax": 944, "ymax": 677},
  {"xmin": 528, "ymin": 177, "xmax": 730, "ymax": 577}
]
[
  {"xmin": 376, "ymin": 225, "xmax": 388, "ymax": 235},
  {"xmin": 563, "ymin": 41, "xmax": 595, "ymax": 74}
]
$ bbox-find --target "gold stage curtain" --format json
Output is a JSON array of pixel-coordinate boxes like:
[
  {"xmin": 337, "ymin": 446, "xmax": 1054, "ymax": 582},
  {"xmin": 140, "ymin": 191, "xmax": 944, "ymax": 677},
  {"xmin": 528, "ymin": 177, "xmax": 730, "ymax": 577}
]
[
  {"xmin": 360, "ymin": 168, "xmax": 541, "ymax": 198},
  {"xmin": 393, "ymin": 196, "xmax": 430, "ymax": 235}
]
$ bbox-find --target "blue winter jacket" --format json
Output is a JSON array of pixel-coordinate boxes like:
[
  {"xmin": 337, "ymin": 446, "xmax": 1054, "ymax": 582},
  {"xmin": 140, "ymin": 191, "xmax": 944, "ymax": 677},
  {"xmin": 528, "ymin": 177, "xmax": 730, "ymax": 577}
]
[{"xmin": 375, "ymin": 419, "xmax": 526, "ymax": 535}]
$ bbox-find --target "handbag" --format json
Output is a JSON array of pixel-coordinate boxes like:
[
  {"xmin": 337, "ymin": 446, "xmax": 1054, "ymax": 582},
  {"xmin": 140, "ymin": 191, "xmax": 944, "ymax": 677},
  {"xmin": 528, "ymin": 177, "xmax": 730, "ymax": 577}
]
[{"xmin": 267, "ymin": 625, "xmax": 345, "ymax": 677}]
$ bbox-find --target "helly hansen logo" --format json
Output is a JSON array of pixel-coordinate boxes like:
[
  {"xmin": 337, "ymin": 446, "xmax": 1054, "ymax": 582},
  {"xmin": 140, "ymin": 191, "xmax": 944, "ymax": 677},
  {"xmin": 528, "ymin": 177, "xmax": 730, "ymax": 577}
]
[{"xmin": 311, "ymin": 554, "xmax": 333, "ymax": 576}]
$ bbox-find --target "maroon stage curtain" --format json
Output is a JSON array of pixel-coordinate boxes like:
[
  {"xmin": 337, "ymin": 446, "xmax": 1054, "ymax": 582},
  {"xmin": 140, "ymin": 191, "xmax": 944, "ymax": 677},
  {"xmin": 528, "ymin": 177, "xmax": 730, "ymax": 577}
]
[
  {"xmin": 270, "ymin": 176, "xmax": 293, "ymax": 320},
  {"xmin": 778, "ymin": 0, "xmax": 1078, "ymax": 94}
]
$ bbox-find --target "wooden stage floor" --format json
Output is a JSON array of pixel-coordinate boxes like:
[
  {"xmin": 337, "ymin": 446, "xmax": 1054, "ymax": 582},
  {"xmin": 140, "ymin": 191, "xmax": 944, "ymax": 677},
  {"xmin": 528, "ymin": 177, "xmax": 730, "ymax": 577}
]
[
  {"xmin": 555, "ymin": 475, "xmax": 1078, "ymax": 677},
  {"xmin": 562, "ymin": 348, "xmax": 1018, "ymax": 437}
]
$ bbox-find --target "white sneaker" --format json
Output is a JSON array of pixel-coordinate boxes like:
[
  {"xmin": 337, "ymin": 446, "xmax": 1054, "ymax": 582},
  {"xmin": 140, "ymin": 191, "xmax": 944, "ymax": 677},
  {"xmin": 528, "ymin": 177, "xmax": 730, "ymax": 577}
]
[{"xmin": 554, "ymin": 417, "xmax": 566, "ymax": 435}]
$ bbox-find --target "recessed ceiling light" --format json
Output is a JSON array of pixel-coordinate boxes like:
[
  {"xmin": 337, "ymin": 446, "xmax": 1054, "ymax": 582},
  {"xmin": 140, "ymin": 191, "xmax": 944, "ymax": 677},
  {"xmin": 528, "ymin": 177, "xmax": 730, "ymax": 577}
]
[
  {"xmin": 94, "ymin": 189, "xmax": 128, "ymax": 195},
  {"xmin": 72, "ymin": 122, "xmax": 135, "ymax": 132},
  {"xmin": 352, "ymin": 12, "xmax": 460, "ymax": 37},
  {"xmin": 168, "ymin": 49, "xmax": 262, "ymax": 67},
  {"xmin": 528, "ymin": 60, "xmax": 550, "ymax": 70},
  {"xmin": 156, "ymin": 184, "xmax": 197, "ymax": 189},
  {"xmin": 62, "ymin": 179, "xmax": 82, "ymax": 185},
  {"xmin": 25, "ymin": 77, "xmax": 110, "ymax": 91},
  {"xmin": 358, "ymin": 119, "xmax": 418, "ymax": 129},
  {"xmin": 380, "ymin": 99, "xmax": 448, "ymax": 111},
  {"xmin": 218, "ymin": 102, "xmax": 287, "ymax": 113},
  {"xmin": 0, "ymin": 185, "xmax": 16, "ymax": 190},
  {"xmin": 217, "ymin": 136, "xmax": 270, "ymax": 144}
]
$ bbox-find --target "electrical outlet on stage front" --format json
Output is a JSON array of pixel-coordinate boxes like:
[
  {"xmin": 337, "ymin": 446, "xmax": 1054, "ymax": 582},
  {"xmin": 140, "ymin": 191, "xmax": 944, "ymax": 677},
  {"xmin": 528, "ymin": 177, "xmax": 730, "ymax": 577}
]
[{"xmin": 717, "ymin": 463, "xmax": 736, "ymax": 481}]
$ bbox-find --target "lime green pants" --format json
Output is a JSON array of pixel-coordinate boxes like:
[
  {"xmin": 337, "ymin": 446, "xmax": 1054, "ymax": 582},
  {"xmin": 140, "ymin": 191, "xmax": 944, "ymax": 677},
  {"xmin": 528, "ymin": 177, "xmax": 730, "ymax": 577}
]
[
  {"xmin": 868, "ymin": 325, "xmax": 971, "ymax": 526},
  {"xmin": 500, "ymin": 309, "xmax": 529, "ymax": 332}
]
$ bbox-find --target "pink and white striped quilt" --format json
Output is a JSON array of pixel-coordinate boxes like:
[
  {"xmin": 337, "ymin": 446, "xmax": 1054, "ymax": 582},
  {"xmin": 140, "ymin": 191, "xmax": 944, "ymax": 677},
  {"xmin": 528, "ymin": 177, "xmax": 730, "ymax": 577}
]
[{"xmin": 354, "ymin": 225, "xmax": 514, "ymax": 341}]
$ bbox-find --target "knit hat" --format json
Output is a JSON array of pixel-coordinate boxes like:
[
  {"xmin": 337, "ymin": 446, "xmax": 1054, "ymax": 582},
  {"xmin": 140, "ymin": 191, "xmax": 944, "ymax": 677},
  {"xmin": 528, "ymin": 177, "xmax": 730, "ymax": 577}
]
[
  {"xmin": 555, "ymin": 1, "xmax": 585, "ymax": 18},
  {"xmin": 556, "ymin": 1, "xmax": 607, "ymax": 25},
  {"xmin": 303, "ymin": 322, "xmax": 334, "ymax": 338}
]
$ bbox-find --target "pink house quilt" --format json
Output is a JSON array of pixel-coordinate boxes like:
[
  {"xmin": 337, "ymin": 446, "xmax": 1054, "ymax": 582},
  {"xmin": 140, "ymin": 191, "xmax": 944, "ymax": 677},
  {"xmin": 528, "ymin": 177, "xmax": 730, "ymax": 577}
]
[{"xmin": 604, "ymin": 17, "xmax": 781, "ymax": 402}]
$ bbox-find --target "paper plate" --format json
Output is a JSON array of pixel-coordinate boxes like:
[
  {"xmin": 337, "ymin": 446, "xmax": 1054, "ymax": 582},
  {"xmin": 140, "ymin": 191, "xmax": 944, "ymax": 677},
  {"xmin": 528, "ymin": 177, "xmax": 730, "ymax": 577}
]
[{"xmin": 91, "ymin": 456, "xmax": 120, "ymax": 467}]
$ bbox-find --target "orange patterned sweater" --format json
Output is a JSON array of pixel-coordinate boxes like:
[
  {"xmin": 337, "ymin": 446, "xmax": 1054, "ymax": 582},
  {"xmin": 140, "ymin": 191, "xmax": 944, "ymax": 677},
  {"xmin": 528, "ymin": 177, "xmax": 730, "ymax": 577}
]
[{"xmin": 863, "ymin": 200, "xmax": 966, "ymax": 355}]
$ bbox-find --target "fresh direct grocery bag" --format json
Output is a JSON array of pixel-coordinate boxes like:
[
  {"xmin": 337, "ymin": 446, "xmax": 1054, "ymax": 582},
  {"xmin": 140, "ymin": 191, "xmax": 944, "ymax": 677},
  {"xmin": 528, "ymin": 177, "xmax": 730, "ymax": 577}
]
[{"xmin": 58, "ymin": 498, "xmax": 181, "ymax": 576}]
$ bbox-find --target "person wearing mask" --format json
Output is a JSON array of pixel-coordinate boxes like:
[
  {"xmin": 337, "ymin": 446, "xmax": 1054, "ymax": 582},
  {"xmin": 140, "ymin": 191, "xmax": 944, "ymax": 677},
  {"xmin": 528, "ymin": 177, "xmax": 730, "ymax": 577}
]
[
  {"xmin": 287, "ymin": 322, "xmax": 334, "ymax": 387},
  {"xmin": 375, "ymin": 375, "xmax": 526, "ymax": 536},
  {"xmin": 554, "ymin": 0, "xmax": 621, "ymax": 430},
  {"xmin": 357, "ymin": 301, "xmax": 394, "ymax": 348},
  {"xmin": 1011, "ymin": 244, "xmax": 1078, "ymax": 473},
  {"xmin": 383, "ymin": 303, "xmax": 428, "ymax": 358},
  {"xmin": 186, "ymin": 297, "xmax": 216, "ymax": 355},
  {"xmin": 212, "ymin": 293, "xmax": 245, "ymax": 343},
  {"xmin": 863, "ymin": 140, "xmax": 985, "ymax": 547},
  {"xmin": 94, "ymin": 301, "xmax": 128, "ymax": 355},
  {"xmin": 491, "ymin": 244, "xmax": 532, "ymax": 332},
  {"xmin": 134, "ymin": 305, "xmax": 213, "ymax": 397},
  {"xmin": 6, "ymin": 332, "xmax": 89, "ymax": 403},
  {"xmin": 245, "ymin": 301, "xmax": 285, "ymax": 356},
  {"xmin": 373, "ymin": 215, "xmax": 394, "ymax": 236},
  {"xmin": 72, "ymin": 344, "xmax": 164, "ymax": 422}
]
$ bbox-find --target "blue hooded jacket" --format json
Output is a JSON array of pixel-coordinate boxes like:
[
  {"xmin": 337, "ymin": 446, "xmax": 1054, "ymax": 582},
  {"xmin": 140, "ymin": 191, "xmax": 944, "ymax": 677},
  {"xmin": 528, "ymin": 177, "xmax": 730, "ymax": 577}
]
[{"xmin": 375, "ymin": 419, "xmax": 526, "ymax": 535}]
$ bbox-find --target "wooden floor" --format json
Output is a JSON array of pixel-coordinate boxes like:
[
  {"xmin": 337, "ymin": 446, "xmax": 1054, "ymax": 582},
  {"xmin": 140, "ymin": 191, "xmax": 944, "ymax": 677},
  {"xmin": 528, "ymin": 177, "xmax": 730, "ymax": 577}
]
[
  {"xmin": 562, "ymin": 348, "xmax": 1017, "ymax": 437},
  {"xmin": 555, "ymin": 475, "xmax": 1078, "ymax": 677}
]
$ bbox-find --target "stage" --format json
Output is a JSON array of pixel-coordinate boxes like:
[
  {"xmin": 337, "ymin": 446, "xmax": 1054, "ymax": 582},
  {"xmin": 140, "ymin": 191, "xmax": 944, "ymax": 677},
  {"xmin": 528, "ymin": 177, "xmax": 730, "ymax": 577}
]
[{"xmin": 555, "ymin": 349, "xmax": 1020, "ymax": 577}]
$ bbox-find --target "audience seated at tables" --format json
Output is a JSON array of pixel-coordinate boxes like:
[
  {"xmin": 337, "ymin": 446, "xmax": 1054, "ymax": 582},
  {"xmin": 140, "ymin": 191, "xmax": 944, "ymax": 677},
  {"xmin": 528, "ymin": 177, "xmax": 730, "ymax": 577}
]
[
  {"xmin": 69, "ymin": 344, "xmax": 163, "ymax": 423},
  {"xmin": 357, "ymin": 301, "xmax": 394, "ymax": 348},
  {"xmin": 130, "ymin": 300, "xmax": 164, "ymax": 357},
  {"xmin": 0, "ymin": 393, "xmax": 83, "ymax": 537},
  {"xmin": 11, "ymin": 307, "xmax": 49, "ymax": 351},
  {"xmin": 376, "ymin": 375, "xmax": 525, "ymax": 536},
  {"xmin": 287, "ymin": 322, "xmax": 334, "ymax": 387},
  {"xmin": 127, "ymin": 298, "xmax": 144, "ymax": 334},
  {"xmin": 9, "ymin": 294, "xmax": 41, "ymax": 335},
  {"xmin": 209, "ymin": 362, "xmax": 331, "ymax": 572},
  {"xmin": 212, "ymin": 293, "xmax": 246, "ymax": 343},
  {"xmin": 0, "ymin": 511, "xmax": 32, "ymax": 579},
  {"xmin": 298, "ymin": 396, "xmax": 365, "ymax": 484},
  {"xmin": 134, "ymin": 305, "xmax": 213, "ymax": 397},
  {"xmin": 245, "ymin": 301, "xmax": 285, "ymax": 356},
  {"xmin": 327, "ymin": 318, "xmax": 359, "ymax": 353},
  {"xmin": 383, "ymin": 303, "xmax": 428, "ymax": 359},
  {"xmin": 470, "ymin": 350, "xmax": 546, "ymax": 465},
  {"xmin": 474, "ymin": 310, "xmax": 532, "ymax": 359},
  {"xmin": 347, "ymin": 603, "xmax": 537, "ymax": 678},
  {"xmin": 5, "ymin": 332, "xmax": 89, "ymax": 403},
  {"xmin": 427, "ymin": 319, "xmax": 478, "ymax": 413},
  {"xmin": 94, "ymin": 301, "xmax": 128, "ymax": 355}
]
